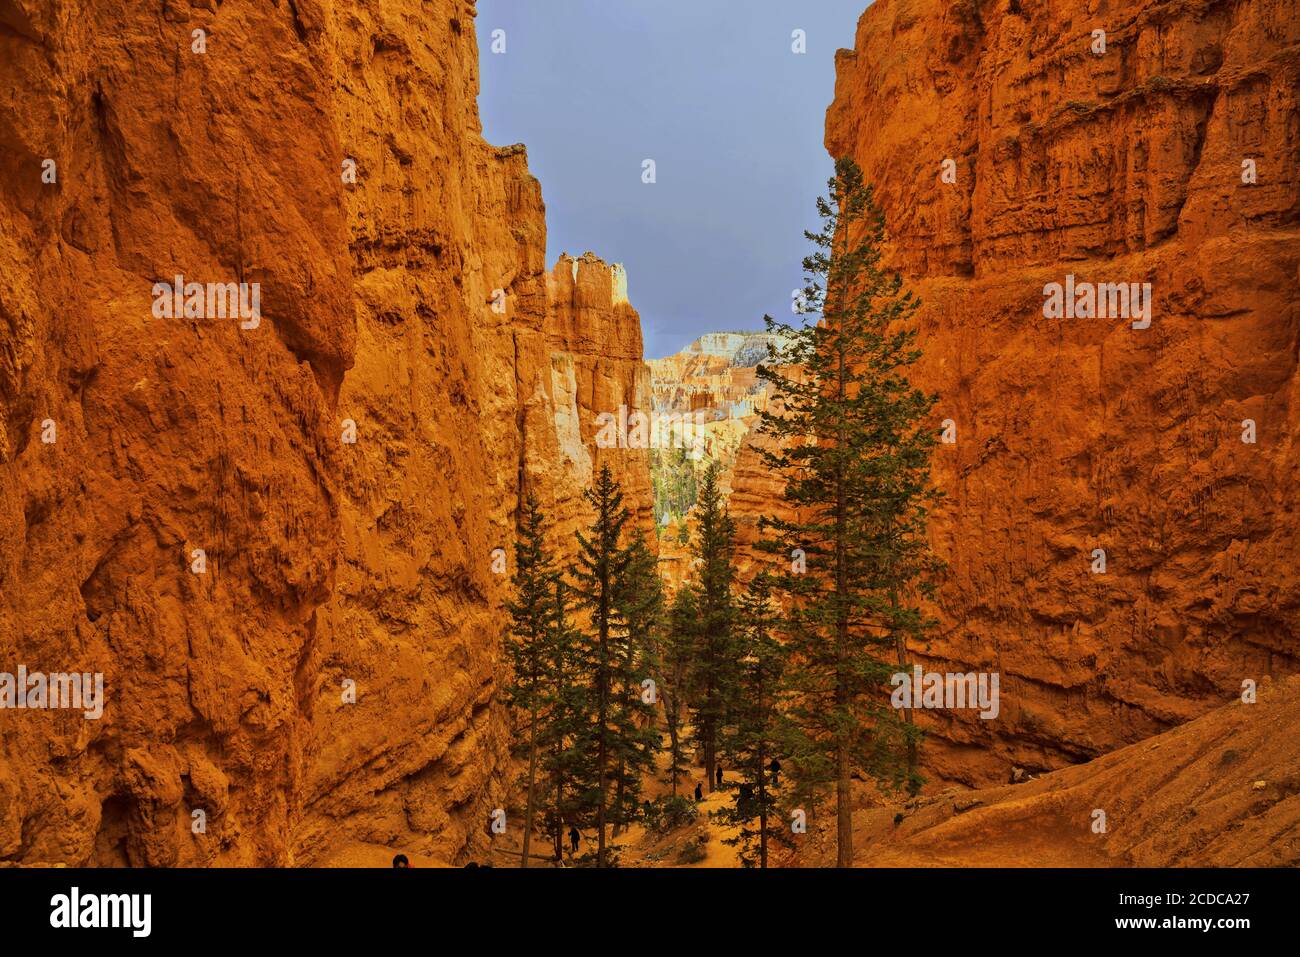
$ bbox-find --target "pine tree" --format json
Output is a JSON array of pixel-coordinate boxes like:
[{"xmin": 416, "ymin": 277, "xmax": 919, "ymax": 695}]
[
  {"xmin": 676, "ymin": 520, "xmax": 690, "ymax": 546},
  {"xmin": 716, "ymin": 573, "xmax": 785, "ymax": 868},
  {"xmin": 571, "ymin": 464, "xmax": 658, "ymax": 866},
  {"xmin": 651, "ymin": 446, "xmax": 698, "ymax": 527},
  {"xmin": 502, "ymin": 494, "xmax": 555, "ymax": 867},
  {"xmin": 610, "ymin": 534, "xmax": 665, "ymax": 835},
  {"xmin": 656, "ymin": 585, "xmax": 698, "ymax": 796},
  {"xmin": 756, "ymin": 157, "xmax": 942, "ymax": 867},
  {"xmin": 539, "ymin": 575, "xmax": 592, "ymax": 862},
  {"xmin": 687, "ymin": 460, "xmax": 738, "ymax": 793}
]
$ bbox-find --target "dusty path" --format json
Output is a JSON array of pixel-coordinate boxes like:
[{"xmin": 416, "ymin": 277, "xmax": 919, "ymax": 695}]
[{"xmin": 415, "ymin": 677, "xmax": 1300, "ymax": 869}]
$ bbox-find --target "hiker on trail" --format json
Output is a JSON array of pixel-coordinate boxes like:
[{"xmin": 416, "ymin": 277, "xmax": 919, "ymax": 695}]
[
  {"xmin": 569, "ymin": 826, "xmax": 580, "ymax": 854},
  {"xmin": 768, "ymin": 758, "xmax": 781, "ymax": 786},
  {"xmin": 715, "ymin": 764, "xmax": 723, "ymax": 788},
  {"xmin": 694, "ymin": 782, "xmax": 703, "ymax": 801},
  {"xmin": 643, "ymin": 799, "xmax": 652, "ymax": 820},
  {"xmin": 392, "ymin": 854, "xmax": 410, "ymax": 868}
]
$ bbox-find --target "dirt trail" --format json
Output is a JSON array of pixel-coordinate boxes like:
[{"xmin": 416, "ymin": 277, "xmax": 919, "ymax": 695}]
[
  {"xmin": 392, "ymin": 677, "xmax": 1299, "ymax": 869},
  {"xmin": 615, "ymin": 786, "xmax": 742, "ymax": 868},
  {"xmin": 316, "ymin": 841, "xmax": 448, "ymax": 868}
]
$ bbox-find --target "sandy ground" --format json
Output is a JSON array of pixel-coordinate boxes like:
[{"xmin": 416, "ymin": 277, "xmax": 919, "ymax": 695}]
[
  {"xmin": 486, "ymin": 736, "xmax": 752, "ymax": 868},
  {"xmin": 316, "ymin": 841, "xmax": 449, "ymax": 868},
  {"xmin": 328, "ymin": 676, "xmax": 1299, "ymax": 868}
]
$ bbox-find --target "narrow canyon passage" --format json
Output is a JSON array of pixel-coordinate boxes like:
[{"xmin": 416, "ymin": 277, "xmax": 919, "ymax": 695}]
[{"xmin": 0, "ymin": 0, "xmax": 1295, "ymax": 884}]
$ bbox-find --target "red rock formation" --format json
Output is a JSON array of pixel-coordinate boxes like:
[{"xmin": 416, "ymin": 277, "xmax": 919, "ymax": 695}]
[
  {"xmin": 531, "ymin": 253, "xmax": 656, "ymax": 545},
  {"xmin": 817, "ymin": 0, "xmax": 1300, "ymax": 785},
  {"xmin": 728, "ymin": 427, "xmax": 788, "ymax": 584},
  {"xmin": 0, "ymin": 0, "xmax": 651, "ymax": 866}
]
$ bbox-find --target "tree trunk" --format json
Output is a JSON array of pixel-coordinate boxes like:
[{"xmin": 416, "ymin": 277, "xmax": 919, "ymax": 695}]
[
  {"xmin": 704, "ymin": 730, "xmax": 715, "ymax": 794},
  {"xmin": 836, "ymin": 737, "xmax": 852, "ymax": 866},
  {"xmin": 758, "ymin": 681, "xmax": 768, "ymax": 869},
  {"xmin": 597, "ymin": 584, "xmax": 609, "ymax": 867},
  {"xmin": 667, "ymin": 701, "xmax": 681, "ymax": 797},
  {"xmin": 834, "ymin": 338, "xmax": 853, "ymax": 868},
  {"xmin": 521, "ymin": 701, "xmax": 538, "ymax": 868},
  {"xmin": 613, "ymin": 642, "xmax": 636, "ymax": 837},
  {"xmin": 551, "ymin": 756, "xmax": 563, "ymax": 862},
  {"xmin": 892, "ymin": 599, "xmax": 917, "ymax": 785},
  {"xmin": 551, "ymin": 581, "xmax": 567, "ymax": 864},
  {"xmin": 613, "ymin": 754, "xmax": 626, "ymax": 837}
]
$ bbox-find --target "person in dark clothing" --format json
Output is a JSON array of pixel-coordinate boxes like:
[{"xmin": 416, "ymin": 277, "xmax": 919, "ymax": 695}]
[
  {"xmin": 715, "ymin": 764, "xmax": 723, "ymax": 788},
  {"xmin": 768, "ymin": 758, "xmax": 782, "ymax": 787},
  {"xmin": 694, "ymin": 782, "xmax": 703, "ymax": 801},
  {"xmin": 392, "ymin": 854, "xmax": 410, "ymax": 868},
  {"xmin": 568, "ymin": 826, "xmax": 580, "ymax": 854}
]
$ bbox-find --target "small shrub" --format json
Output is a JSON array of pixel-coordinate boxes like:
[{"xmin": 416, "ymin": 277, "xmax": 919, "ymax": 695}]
[{"xmin": 646, "ymin": 794, "xmax": 698, "ymax": 834}]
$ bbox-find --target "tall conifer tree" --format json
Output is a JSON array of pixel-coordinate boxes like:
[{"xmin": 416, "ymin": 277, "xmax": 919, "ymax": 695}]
[
  {"xmin": 503, "ymin": 495, "xmax": 555, "ymax": 867},
  {"xmin": 539, "ymin": 576, "xmax": 591, "ymax": 861},
  {"xmin": 687, "ymin": 461, "xmax": 738, "ymax": 793},
  {"xmin": 571, "ymin": 464, "xmax": 658, "ymax": 866},
  {"xmin": 756, "ymin": 157, "xmax": 942, "ymax": 867},
  {"xmin": 717, "ymin": 573, "xmax": 785, "ymax": 868},
  {"xmin": 657, "ymin": 586, "xmax": 698, "ymax": 796},
  {"xmin": 611, "ymin": 534, "xmax": 664, "ymax": 835}
]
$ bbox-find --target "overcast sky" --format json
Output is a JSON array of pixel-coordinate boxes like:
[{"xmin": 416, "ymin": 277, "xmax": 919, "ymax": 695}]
[{"xmin": 475, "ymin": 0, "xmax": 867, "ymax": 359}]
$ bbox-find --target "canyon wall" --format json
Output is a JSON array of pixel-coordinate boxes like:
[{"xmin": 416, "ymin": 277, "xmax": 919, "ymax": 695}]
[
  {"xmin": 531, "ymin": 252, "xmax": 656, "ymax": 547},
  {"xmin": 811, "ymin": 0, "xmax": 1300, "ymax": 785},
  {"xmin": 0, "ymin": 0, "xmax": 651, "ymax": 866}
]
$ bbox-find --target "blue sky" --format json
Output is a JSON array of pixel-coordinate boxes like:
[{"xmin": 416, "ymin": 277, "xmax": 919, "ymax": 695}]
[{"xmin": 475, "ymin": 0, "xmax": 867, "ymax": 359}]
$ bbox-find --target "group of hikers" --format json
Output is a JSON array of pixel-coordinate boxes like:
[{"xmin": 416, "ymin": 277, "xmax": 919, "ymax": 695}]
[{"xmin": 695, "ymin": 759, "xmax": 781, "ymax": 806}]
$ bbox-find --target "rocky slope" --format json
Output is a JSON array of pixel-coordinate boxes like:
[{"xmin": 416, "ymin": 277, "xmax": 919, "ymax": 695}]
[
  {"xmin": 801, "ymin": 0, "xmax": 1300, "ymax": 786},
  {"xmin": 0, "ymin": 0, "xmax": 651, "ymax": 866},
  {"xmin": 554, "ymin": 672, "xmax": 1300, "ymax": 868},
  {"xmin": 798, "ymin": 674, "xmax": 1300, "ymax": 867}
]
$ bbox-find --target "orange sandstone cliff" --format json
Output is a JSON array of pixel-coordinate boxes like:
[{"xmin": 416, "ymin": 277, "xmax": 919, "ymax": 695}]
[
  {"xmin": 805, "ymin": 0, "xmax": 1300, "ymax": 786},
  {"xmin": 0, "ymin": 0, "xmax": 651, "ymax": 866}
]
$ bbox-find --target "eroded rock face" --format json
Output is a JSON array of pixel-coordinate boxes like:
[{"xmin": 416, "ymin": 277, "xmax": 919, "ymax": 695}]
[
  {"xmin": 819, "ymin": 0, "xmax": 1300, "ymax": 785},
  {"xmin": 0, "ymin": 0, "xmax": 651, "ymax": 866},
  {"xmin": 826, "ymin": 676, "xmax": 1300, "ymax": 868},
  {"xmin": 533, "ymin": 253, "xmax": 656, "ymax": 546}
]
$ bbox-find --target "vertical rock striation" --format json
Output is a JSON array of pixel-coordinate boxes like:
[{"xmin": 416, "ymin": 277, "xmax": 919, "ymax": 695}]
[
  {"xmin": 530, "ymin": 252, "xmax": 656, "ymax": 547},
  {"xmin": 0, "ymin": 0, "xmax": 652, "ymax": 866},
  {"xmin": 818, "ymin": 0, "xmax": 1300, "ymax": 784}
]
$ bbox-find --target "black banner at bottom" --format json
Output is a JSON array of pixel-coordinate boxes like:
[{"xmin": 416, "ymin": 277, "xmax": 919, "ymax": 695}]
[{"xmin": 0, "ymin": 866, "xmax": 1291, "ymax": 943}]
